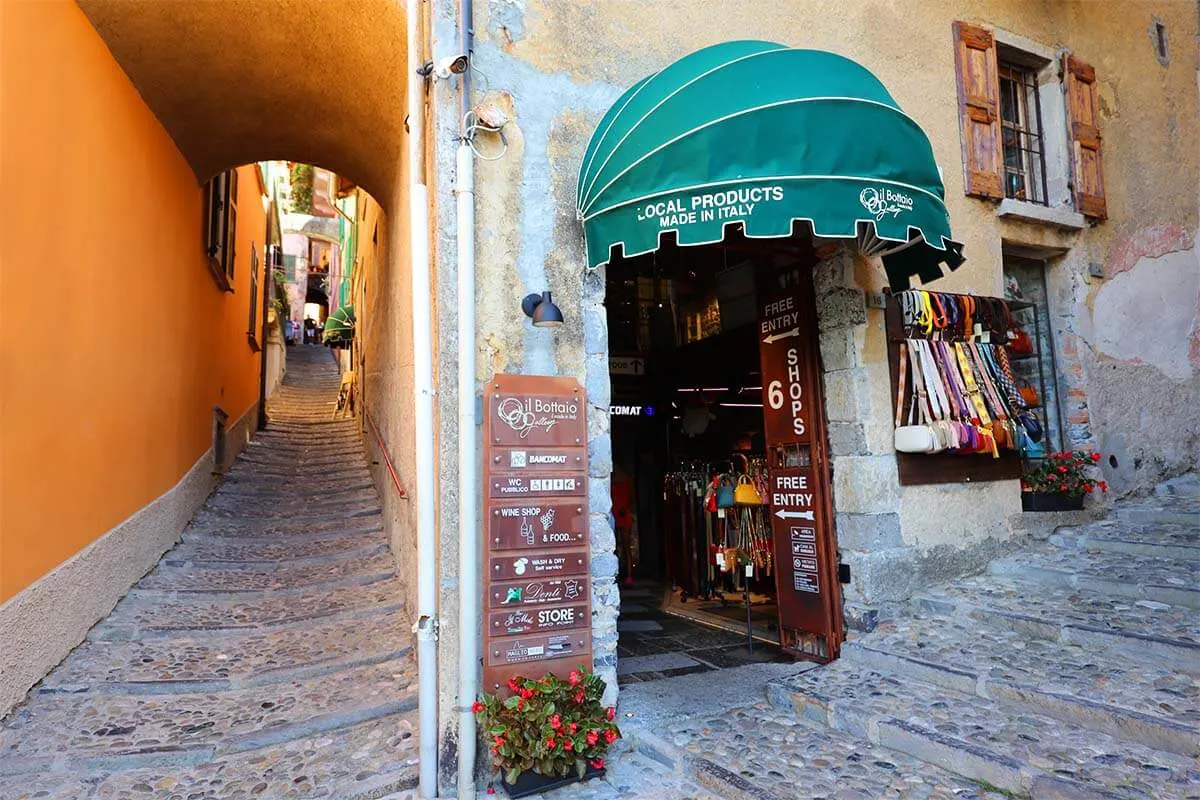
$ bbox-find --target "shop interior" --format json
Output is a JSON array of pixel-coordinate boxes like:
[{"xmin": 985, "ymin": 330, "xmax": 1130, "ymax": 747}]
[{"xmin": 607, "ymin": 233, "xmax": 817, "ymax": 651}]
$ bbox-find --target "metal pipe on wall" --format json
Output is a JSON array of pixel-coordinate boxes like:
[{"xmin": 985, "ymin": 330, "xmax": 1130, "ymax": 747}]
[
  {"xmin": 455, "ymin": 0, "xmax": 479, "ymax": 795},
  {"xmin": 407, "ymin": 0, "xmax": 440, "ymax": 796}
]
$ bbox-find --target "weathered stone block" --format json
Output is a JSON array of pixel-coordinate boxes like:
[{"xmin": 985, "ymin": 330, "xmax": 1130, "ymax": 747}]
[
  {"xmin": 832, "ymin": 456, "xmax": 899, "ymax": 514},
  {"xmin": 588, "ymin": 434, "xmax": 613, "ymax": 479},
  {"xmin": 823, "ymin": 368, "xmax": 867, "ymax": 423},
  {"xmin": 585, "ymin": 354, "xmax": 611, "ymax": 410},
  {"xmin": 819, "ymin": 327, "xmax": 856, "ymax": 372},
  {"xmin": 827, "ymin": 422, "xmax": 867, "ymax": 456},
  {"xmin": 591, "ymin": 552, "xmax": 619, "ymax": 579},
  {"xmin": 589, "ymin": 475, "xmax": 612, "ymax": 516},
  {"xmin": 842, "ymin": 547, "xmax": 920, "ymax": 604},
  {"xmin": 817, "ymin": 287, "xmax": 867, "ymax": 330},
  {"xmin": 589, "ymin": 512, "xmax": 616, "ymax": 554},
  {"xmin": 836, "ymin": 512, "xmax": 904, "ymax": 552},
  {"xmin": 812, "ymin": 250, "xmax": 855, "ymax": 296},
  {"xmin": 583, "ymin": 305, "xmax": 608, "ymax": 356}
]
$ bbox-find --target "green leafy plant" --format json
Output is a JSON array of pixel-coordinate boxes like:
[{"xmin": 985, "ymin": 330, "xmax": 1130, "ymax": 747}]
[
  {"xmin": 289, "ymin": 163, "xmax": 314, "ymax": 213},
  {"xmin": 1022, "ymin": 451, "xmax": 1109, "ymax": 496},
  {"xmin": 473, "ymin": 667, "xmax": 620, "ymax": 786}
]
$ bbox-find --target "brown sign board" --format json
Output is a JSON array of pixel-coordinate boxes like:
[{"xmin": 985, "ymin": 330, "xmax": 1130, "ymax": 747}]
[
  {"xmin": 490, "ymin": 502, "xmax": 587, "ymax": 551},
  {"xmin": 758, "ymin": 281, "xmax": 843, "ymax": 662},
  {"xmin": 482, "ymin": 374, "xmax": 592, "ymax": 695}
]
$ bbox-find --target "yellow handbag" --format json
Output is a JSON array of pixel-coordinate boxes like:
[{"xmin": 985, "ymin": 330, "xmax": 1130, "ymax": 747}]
[{"xmin": 734, "ymin": 474, "xmax": 762, "ymax": 505}]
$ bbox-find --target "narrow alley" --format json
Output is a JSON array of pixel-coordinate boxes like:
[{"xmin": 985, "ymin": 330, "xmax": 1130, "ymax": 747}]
[{"xmin": 0, "ymin": 347, "xmax": 419, "ymax": 800}]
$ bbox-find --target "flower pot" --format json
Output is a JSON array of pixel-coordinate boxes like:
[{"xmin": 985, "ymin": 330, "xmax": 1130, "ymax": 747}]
[
  {"xmin": 500, "ymin": 764, "xmax": 605, "ymax": 798},
  {"xmin": 1022, "ymin": 491, "xmax": 1084, "ymax": 512}
]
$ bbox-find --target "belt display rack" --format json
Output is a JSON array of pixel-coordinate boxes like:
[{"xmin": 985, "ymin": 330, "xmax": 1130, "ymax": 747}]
[{"xmin": 885, "ymin": 289, "xmax": 1032, "ymax": 486}]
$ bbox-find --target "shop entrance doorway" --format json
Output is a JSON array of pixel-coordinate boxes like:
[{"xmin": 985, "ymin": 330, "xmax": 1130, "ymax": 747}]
[{"xmin": 607, "ymin": 233, "xmax": 843, "ymax": 677}]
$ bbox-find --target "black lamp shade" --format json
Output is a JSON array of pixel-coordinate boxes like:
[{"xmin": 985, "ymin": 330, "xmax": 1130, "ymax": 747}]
[{"xmin": 523, "ymin": 291, "xmax": 564, "ymax": 328}]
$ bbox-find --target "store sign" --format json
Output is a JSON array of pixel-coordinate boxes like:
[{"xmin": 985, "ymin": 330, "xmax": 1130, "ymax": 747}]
[
  {"xmin": 482, "ymin": 374, "xmax": 592, "ymax": 694},
  {"xmin": 490, "ymin": 503, "xmax": 586, "ymax": 551},
  {"xmin": 609, "ymin": 356, "xmax": 645, "ymax": 376},
  {"xmin": 758, "ymin": 285, "xmax": 842, "ymax": 662},
  {"xmin": 610, "ymin": 405, "xmax": 655, "ymax": 416}
]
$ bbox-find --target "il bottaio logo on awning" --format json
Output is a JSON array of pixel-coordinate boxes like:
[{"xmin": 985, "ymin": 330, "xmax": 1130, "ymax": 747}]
[{"xmin": 859, "ymin": 187, "xmax": 914, "ymax": 220}]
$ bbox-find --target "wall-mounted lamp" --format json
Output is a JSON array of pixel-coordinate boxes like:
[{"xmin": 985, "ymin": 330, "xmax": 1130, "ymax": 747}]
[{"xmin": 522, "ymin": 292, "xmax": 564, "ymax": 328}]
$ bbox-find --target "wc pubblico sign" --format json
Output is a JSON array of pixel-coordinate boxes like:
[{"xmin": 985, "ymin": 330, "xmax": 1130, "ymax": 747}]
[{"xmin": 482, "ymin": 374, "xmax": 593, "ymax": 694}]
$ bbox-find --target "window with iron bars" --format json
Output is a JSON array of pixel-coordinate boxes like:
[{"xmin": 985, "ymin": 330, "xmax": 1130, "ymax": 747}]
[{"xmin": 997, "ymin": 63, "xmax": 1049, "ymax": 205}]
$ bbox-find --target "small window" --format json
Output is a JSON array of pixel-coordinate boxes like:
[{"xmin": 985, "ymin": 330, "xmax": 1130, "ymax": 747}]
[
  {"xmin": 1152, "ymin": 19, "xmax": 1169, "ymax": 65},
  {"xmin": 997, "ymin": 63, "xmax": 1048, "ymax": 205},
  {"xmin": 247, "ymin": 243, "xmax": 260, "ymax": 349},
  {"xmin": 203, "ymin": 169, "xmax": 239, "ymax": 290}
]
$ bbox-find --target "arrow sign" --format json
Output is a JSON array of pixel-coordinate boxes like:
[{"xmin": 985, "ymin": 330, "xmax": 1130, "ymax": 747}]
[
  {"xmin": 775, "ymin": 509, "xmax": 815, "ymax": 521},
  {"xmin": 762, "ymin": 329, "xmax": 800, "ymax": 344}
]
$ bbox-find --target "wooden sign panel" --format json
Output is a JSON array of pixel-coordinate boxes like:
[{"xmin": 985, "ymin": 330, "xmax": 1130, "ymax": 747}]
[
  {"xmin": 758, "ymin": 279, "xmax": 843, "ymax": 662},
  {"xmin": 482, "ymin": 374, "xmax": 592, "ymax": 694}
]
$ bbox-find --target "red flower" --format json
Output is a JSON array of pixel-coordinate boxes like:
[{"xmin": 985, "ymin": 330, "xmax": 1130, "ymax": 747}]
[
  {"xmin": 606, "ymin": 707, "xmax": 616, "ymax": 722},
  {"xmin": 1082, "ymin": 483, "xmax": 1093, "ymax": 493},
  {"xmin": 545, "ymin": 737, "xmax": 556, "ymax": 749},
  {"xmin": 487, "ymin": 788, "xmax": 496, "ymax": 795},
  {"xmin": 586, "ymin": 730, "xmax": 599, "ymax": 746},
  {"xmin": 471, "ymin": 701, "xmax": 485, "ymax": 714},
  {"xmin": 494, "ymin": 735, "xmax": 505, "ymax": 747},
  {"xmin": 563, "ymin": 738, "xmax": 574, "ymax": 751},
  {"xmin": 1058, "ymin": 466, "xmax": 1068, "ymax": 474},
  {"xmin": 575, "ymin": 690, "xmax": 585, "ymax": 704},
  {"xmin": 517, "ymin": 698, "xmax": 525, "ymax": 711},
  {"xmin": 1099, "ymin": 481, "xmax": 1109, "ymax": 493},
  {"xmin": 507, "ymin": 678, "xmax": 519, "ymax": 692},
  {"xmin": 550, "ymin": 714, "xmax": 561, "ymax": 730},
  {"xmin": 591, "ymin": 758, "xmax": 605, "ymax": 769},
  {"xmin": 604, "ymin": 729, "xmax": 618, "ymax": 744},
  {"xmin": 568, "ymin": 670, "xmax": 582, "ymax": 686},
  {"xmin": 1092, "ymin": 452, "xmax": 1102, "ymax": 462},
  {"xmin": 520, "ymin": 688, "xmax": 534, "ymax": 700},
  {"xmin": 569, "ymin": 723, "xmax": 578, "ymax": 734}
]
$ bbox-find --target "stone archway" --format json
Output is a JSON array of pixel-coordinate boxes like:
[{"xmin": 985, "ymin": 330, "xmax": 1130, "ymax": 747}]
[{"xmin": 76, "ymin": 0, "xmax": 407, "ymax": 205}]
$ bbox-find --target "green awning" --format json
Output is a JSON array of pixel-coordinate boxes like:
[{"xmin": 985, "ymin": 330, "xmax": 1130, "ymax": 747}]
[
  {"xmin": 322, "ymin": 304, "xmax": 355, "ymax": 343},
  {"xmin": 577, "ymin": 41, "xmax": 964, "ymax": 289}
]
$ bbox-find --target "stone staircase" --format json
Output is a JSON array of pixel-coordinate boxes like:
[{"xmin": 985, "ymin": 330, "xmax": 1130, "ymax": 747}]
[
  {"xmin": 623, "ymin": 484, "xmax": 1198, "ymax": 800},
  {"xmin": 766, "ymin": 490, "xmax": 1199, "ymax": 799},
  {"xmin": 0, "ymin": 347, "xmax": 418, "ymax": 800}
]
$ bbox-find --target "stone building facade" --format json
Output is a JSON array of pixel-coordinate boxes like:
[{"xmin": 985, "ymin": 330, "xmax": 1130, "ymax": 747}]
[{"xmin": 415, "ymin": 1, "xmax": 1199, "ymax": 792}]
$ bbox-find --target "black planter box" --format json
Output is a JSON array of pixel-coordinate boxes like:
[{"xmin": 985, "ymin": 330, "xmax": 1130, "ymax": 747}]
[
  {"xmin": 500, "ymin": 765, "xmax": 605, "ymax": 798},
  {"xmin": 1022, "ymin": 491, "xmax": 1084, "ymax": 512}
]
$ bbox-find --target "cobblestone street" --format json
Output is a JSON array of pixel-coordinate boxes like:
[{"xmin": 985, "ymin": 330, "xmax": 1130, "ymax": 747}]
[
  {"xmin": 0, "ymin": 347, "xmax": 418, "ymax": 800},
  {"xmin": 604, "ymin": 481, "xmax": 1200, "ymax": 800}
]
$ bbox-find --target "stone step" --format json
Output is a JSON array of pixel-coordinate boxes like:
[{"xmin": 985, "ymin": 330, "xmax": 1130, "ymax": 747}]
[
  {"xmin": 191, "ymin": 506, "xmax": 383, "ymax": 532},
  {"xmin": 768, "ymin": 662, "xmax": 1198, "ymax": 798},
  {"xmin": 837, "ymin": 614, "xmax": 1200, "ymax": 757},
  {"xmin": 1115, "ymin": 501, "xmax": 1200, "ymax": 527},
  {"xmin": 41, "ymin": 606, "xmax": 411, "ymax": 691},
  {"xmin": 134, "ymin": 550, "xmax": 395, "ymax": 594},
  {"xmin": 213, "ymin": 481, "xmax": 377, "ymax": 500},
  {"xmin": 1156, "ymin": 474, "xmax": 1200, "ymax": 501},
  {"xmin": 1050, "ymin": 518, "xmax": 1200, "ymax": 559},
  {"xmin": 0, "ymin": 707, "xmax": 418, "ymax": 798},
  {"xmin": 203, "ymin": 493, "xmax": 381, "ymax": 517},
  {"xmin": 987, "ymin": 545, "xmax": 1200, "ymax": 610},
  {"xmin": 167, "ymin": 536, "xmax": 388, "ymax": 567},
  {"xmin": 180, "ymin": 521, "xmax": 386, "ymax": 548},
  {"xmin": 92, "ymin": 577, "xmax": 405, "ymax": 637},
  {"xmin": 626, "ymin": 703, "xmax": 1003, "ymax": 800},
  {"xmin": 0, "ymin": 659, "xmax": 416, "ymax": 773}
]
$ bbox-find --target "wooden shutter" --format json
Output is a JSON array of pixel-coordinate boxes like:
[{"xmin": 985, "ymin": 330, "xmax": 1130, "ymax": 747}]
[
  {"xmin": 953, "ymin": 22, "xmax": 1004, "ymax": 199},
  {"xmin": 1063, "ymin": 54, "xmax": 1106, "ymax": 220},
  {"xmin": 225, "ymin": 169, "xmax": 239, "ymax": 282}
]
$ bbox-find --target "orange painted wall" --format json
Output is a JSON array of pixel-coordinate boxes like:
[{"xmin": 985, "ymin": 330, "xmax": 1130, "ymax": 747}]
[{"xmin": 0, "ymin": 0, "xmax": 267, "ymax": 601}]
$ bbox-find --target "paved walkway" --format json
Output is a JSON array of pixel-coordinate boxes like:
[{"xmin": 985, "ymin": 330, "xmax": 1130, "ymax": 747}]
[
  {"xmin": 0, "ymin": 346, "xmax": 418, "ymax": 800},
  {"xmin": 614, "ymin": 479, "xmax": 1200, "ymax": 800}
]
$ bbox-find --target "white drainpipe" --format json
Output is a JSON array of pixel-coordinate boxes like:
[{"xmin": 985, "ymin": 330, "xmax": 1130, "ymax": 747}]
[
  {"xmin": 456, "ymin": 0, "xmax": 479, "ymax": 796},
  {"xmin": 407, "ymin": 0, "xmax": 439, "ymax": 797},
  {"xmin": 455, "ymin": 142, "xmax": 478, "ymax": 799}
]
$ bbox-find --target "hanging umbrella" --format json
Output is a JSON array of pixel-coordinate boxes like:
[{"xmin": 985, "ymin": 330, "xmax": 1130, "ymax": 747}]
[{"xmin": 323, "ymin": 304, "xmax": 355, "ymax": 345}]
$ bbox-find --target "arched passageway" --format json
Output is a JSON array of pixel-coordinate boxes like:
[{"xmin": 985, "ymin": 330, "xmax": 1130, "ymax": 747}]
[{"xmin": 76, "ymin": 0, "xmax": 407, "ymax": 203}]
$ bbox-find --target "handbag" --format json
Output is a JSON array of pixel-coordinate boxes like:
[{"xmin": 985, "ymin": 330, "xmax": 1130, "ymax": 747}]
[
  {"xmin": 894, "ymin": 342, "xmax": 940, "ymax": 453},
  {"xmin": 716, "ymin": 476, "xmax": 735, "ymax": 509},
  {"xmin": 734, "ymin": 474, "xmax": 762, "ymax": 505},
  {"xmin": 1009, "ymin": 327, "xmax": 1034, "ymax": 355},
  {"xmin": 1018, "ymin": 411, "xmax": 1043, "ymax": 443},
  {"xmin": 1018, "ymin": 382, "xmax": 1040, "ymax": 407}
]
